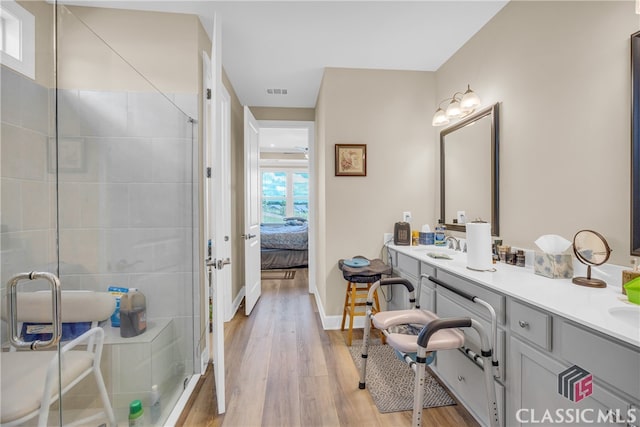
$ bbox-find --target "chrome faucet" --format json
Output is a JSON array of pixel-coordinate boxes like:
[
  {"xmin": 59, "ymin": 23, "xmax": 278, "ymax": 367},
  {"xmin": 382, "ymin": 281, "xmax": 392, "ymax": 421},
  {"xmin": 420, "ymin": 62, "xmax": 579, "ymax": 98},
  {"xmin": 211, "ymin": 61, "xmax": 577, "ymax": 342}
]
[{"xmin": 445, "ymin": 236, "xmax": 461, "ymax": 251}]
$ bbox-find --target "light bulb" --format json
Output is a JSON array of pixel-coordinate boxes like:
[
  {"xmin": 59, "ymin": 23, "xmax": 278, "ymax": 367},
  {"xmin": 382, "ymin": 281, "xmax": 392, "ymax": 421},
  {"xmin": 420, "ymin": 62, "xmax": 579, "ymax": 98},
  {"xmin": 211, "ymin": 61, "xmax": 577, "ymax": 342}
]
[
  {"xmin": 445, "ymin": 99, "xmax": 462, "ymax": 118},
  {"xmin": 432, "ymin": 108, "xmax": 449, "ymax": 126},
  {"xmin": 460, "ymin": 85, "xmax": 481, "ymax": 112}
]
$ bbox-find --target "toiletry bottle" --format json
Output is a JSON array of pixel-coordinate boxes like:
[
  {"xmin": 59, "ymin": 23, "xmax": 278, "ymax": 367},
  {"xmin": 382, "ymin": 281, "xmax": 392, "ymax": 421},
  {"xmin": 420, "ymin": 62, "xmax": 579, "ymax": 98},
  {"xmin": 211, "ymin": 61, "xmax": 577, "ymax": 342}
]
[
  {"xmin": 129, "ymin": 399, "xmax": 144, "ymax": 427},
  {"xmin": 434, "ymin": 220, "xmax": 446, "ymax": 247},
  {"xmin": 150, "ymin": 384, "xmax": 161, "ymax": 424},
  {"xmin": 108, "ymin": 286, "xmax": 129, "ymax": 327},
  {"xmin": 120, "ymin": 288, "xmax": 147, "ymax": 338},
  {"xmin": 622, "ymin": 259, "xmax": 640, "ymax": 295}
]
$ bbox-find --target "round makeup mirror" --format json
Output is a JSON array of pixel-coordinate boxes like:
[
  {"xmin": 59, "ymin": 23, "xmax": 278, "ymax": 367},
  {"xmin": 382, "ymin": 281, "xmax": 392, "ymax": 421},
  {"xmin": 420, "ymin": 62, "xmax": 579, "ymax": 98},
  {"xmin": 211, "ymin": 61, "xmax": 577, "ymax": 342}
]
[{"xmin": 572, "ymin": 230, "xmax": 612, "ymax": 288}]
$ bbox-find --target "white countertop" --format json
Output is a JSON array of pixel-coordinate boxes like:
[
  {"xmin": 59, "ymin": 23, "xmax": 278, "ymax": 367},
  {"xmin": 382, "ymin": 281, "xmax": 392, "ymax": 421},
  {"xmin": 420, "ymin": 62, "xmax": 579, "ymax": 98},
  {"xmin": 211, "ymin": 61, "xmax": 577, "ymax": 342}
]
[{"xmin": 388, "ymin": 244, "xmax": 640, "ymax": 349}]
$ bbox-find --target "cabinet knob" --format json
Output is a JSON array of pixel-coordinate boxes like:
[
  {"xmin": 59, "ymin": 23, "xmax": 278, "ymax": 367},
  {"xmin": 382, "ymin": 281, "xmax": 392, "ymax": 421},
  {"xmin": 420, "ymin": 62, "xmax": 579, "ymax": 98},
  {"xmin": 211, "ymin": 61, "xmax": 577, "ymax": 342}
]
[
  {"xmin": 457, "ymin": 375, "xmax": 465, "ymax": 382},
  {"xmin": 518, "ymin": 320, "xmax": 530, "ymax": 329}
]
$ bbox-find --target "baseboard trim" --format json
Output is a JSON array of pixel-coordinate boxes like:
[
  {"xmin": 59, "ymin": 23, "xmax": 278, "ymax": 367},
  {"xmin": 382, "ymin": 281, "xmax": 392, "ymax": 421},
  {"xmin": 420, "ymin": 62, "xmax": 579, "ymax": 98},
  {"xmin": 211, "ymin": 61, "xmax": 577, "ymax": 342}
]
[
  {"xmin": 313, "ymin": 290, "xmax": 365, "ymax": 330},
  {"xmin": 225, "ymin": 287, "xmax": 245, "ymax": 322}
]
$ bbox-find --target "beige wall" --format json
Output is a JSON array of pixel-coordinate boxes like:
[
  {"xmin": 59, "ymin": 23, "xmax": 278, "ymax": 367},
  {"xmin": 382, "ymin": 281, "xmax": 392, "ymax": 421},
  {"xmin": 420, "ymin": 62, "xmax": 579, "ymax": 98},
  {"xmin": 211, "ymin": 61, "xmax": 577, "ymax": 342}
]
[
  {"xmin": 18, "ymin": 1, "xmax": 53, "ymax": 88},
  {"xmin": 436, "ymin": 1, "xmax": 637, "ymax": 265},
  {"xmin": 250, "ymin": 107, "xmax": 316, "ymax": 122},
  {"xmin": 57, "ymin": 6, "xmax": 199, "ymax": 93},
  {"xmin": 315, "ymin": 68, "xmax": 436, "ymax": 316}
]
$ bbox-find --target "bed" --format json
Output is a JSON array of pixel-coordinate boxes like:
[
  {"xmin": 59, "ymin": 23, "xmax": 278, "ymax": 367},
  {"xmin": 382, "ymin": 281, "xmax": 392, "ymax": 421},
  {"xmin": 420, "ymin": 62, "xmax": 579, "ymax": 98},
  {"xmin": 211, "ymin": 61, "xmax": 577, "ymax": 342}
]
[{"xmin": 260, "ymin": 218, "xmax": 308, "ymax": 270}]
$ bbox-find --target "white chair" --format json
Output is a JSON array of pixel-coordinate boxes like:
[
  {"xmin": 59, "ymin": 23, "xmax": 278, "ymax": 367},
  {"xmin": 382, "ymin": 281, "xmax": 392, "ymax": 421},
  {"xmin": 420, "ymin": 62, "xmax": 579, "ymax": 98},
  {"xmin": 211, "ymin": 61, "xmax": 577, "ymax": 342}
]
[
  {"xmin": 1, "ymin": 272, "xmax": 117, "ymax": 427},
  {"xmin": 359, "ymin": 275, "xmax": 501, "ymax": 427}
]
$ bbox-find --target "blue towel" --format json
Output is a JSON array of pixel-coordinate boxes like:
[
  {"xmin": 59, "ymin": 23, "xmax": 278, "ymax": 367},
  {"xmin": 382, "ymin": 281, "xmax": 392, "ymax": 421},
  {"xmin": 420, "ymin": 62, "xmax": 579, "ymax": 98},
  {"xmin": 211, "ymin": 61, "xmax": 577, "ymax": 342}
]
[{"xmin": 21, "ymin": 322, "xmax": 91, "ymax": 342}]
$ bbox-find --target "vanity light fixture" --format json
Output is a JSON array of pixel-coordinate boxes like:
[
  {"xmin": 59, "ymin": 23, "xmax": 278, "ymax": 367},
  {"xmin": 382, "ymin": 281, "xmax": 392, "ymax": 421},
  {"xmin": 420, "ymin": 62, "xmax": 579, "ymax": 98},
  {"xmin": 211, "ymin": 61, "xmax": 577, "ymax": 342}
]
[{"xmin": 432, "ymin": 84, "xmax": 482, "ymax": 127}]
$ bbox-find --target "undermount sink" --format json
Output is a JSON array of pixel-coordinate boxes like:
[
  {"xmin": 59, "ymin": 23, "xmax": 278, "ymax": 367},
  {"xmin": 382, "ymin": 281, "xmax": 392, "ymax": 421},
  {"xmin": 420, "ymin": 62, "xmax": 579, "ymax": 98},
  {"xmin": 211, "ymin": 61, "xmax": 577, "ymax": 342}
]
[
  {"xmin": 409, "ymin": 246, "xmax": 460, "ymax": 257},
  {"xmin": 607, "ymin": 306, "xmax": 640, "ymax": 328}
]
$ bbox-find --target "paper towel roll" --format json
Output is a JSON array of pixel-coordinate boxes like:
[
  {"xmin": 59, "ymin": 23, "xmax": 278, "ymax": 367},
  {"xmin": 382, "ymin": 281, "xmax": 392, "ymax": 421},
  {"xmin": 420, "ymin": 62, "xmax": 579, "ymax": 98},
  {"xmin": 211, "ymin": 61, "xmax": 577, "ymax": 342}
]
[{"xmin": 466, "ymin": 222, "xmax": 493, "ymax": 271}]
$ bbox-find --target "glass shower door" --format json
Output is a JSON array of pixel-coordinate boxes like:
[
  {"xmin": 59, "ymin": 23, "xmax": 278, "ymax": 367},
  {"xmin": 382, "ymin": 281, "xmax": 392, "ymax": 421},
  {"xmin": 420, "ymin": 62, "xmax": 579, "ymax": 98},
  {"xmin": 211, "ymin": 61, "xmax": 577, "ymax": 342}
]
[
  {"xmin": 0, "ymin": 1, "xmax": 64, "ymax": 424},
  {"xmin": 55, "ymin": 4, "xmax": 199, "ymax": 425},
  {"xmin": 1, "ymin": 2, "xmax": 200, "ymax": 423}
]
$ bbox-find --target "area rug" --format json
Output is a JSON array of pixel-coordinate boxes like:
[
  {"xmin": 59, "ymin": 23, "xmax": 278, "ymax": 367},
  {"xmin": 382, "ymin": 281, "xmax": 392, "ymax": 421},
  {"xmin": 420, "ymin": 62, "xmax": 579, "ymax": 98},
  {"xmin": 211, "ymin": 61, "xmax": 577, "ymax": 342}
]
[
  {"xmin": 349, "ymin": 344, "xmax": 455, "ymax": 413},
  {"xmin": 261, "ymin": 270, "xmax": 296, "ymax": 280}
]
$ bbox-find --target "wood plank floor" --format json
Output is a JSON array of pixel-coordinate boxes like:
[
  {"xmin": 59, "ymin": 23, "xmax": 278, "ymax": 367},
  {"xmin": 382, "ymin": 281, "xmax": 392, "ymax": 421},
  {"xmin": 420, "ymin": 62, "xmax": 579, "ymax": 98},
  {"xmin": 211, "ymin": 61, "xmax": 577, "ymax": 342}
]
[{"xmin": 177, "ymin": 269, "xmax": 479, "ymax": 427}]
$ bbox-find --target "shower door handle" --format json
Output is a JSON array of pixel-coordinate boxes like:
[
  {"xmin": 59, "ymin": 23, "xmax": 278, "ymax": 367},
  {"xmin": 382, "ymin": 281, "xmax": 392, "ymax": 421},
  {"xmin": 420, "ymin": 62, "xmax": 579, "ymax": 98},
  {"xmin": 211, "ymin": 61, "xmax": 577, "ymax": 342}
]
[{"xmin": 7, "ymin": 271, "xmax": 62, "ymax": 350}]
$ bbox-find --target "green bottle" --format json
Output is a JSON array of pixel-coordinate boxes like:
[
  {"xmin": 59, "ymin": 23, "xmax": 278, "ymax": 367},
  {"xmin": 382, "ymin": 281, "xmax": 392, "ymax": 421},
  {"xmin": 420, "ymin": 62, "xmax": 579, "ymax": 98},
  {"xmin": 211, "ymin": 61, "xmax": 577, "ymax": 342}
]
[{"xmin": 129, "ymin": 399, "xmax": 144, "ymax": 426}]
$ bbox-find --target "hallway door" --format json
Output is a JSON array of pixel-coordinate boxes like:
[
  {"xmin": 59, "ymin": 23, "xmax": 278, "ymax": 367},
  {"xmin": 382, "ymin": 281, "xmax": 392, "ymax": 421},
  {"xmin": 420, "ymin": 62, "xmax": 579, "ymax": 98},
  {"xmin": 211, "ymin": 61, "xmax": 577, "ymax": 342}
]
[
  {"xmin": 204, "ymin": 12, "xmax": 226, "ymax": 414},
  {"xmin": 244, "ymin": 106, "xmax": 262, "ymax": 315}
]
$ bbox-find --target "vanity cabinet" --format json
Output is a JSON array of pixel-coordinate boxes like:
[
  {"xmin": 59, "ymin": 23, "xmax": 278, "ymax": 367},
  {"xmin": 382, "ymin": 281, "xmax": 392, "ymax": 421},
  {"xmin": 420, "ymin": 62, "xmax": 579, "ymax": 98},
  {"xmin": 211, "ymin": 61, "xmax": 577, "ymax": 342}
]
[
  {"xmin": 430, "ymin": 272, "xmax": 507, "ymax": 426},
  {"xmin": 386, "ymin": 249, "xmax": 418, "ymax": 311},
  {"xmin": 510, "ymin": 337, "xmax": 636, "ymax": 427},
  {"xmin": 387, "ymin": 250, "xmax": 435, "ymax": 311},
  {"xmin": 507, "ymin": 302, "xmax": 639, "ymax": 426},
  {"xmin": 419, "ymin": 262, "xmax": 436, "ymax": 312},
  {"xmin": 385, "ymin": 246, "xmax": 640, "ymax": 427}
]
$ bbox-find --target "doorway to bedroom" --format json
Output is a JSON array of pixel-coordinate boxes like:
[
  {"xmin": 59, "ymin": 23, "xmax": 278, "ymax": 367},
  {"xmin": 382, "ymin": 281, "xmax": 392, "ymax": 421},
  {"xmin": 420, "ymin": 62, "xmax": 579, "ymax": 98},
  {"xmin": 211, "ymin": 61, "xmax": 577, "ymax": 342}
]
[{"xmin": 258, "ymin": 121, "xmax": 315, "ymax": 294}]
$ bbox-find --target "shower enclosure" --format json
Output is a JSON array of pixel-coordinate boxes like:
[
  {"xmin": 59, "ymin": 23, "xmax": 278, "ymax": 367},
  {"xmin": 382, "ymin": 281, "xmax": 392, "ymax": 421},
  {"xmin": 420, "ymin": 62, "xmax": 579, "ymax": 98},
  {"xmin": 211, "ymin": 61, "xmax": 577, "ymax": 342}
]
[{"xmin": 1, "ymin": 2, "xmax": 202, "ymax": 425}]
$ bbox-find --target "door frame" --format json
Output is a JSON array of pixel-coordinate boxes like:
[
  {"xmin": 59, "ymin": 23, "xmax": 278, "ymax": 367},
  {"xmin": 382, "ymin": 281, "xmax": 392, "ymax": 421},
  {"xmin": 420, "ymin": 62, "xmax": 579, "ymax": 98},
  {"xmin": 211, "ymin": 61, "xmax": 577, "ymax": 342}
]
[{"xmin": 257, "ymin": 120, "xmax": 316, "ymax": 294}]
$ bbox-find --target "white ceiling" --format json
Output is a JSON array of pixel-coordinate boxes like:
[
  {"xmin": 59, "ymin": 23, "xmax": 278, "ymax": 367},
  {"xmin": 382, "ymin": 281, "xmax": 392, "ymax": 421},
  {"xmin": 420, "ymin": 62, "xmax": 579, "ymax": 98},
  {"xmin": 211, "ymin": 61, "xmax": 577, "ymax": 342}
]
[{"xmin": 58, "ymin": 1, "xmax": 508, "ymax": 108}]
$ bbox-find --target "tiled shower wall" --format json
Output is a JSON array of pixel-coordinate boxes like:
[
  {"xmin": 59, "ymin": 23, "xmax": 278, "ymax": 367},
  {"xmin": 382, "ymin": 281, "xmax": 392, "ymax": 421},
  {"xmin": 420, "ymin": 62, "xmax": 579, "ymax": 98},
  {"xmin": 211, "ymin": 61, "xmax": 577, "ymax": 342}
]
[
  {"xmin": 0, "ymin": 67, "xmax": 54, "ymax": 291},
  {"xmin": 55, "ymin": 85, "xmax": 199, "ymax": 393},
  {"xmin": 1, "ymin": 66, "xmax": 199, "ymax": 414}
]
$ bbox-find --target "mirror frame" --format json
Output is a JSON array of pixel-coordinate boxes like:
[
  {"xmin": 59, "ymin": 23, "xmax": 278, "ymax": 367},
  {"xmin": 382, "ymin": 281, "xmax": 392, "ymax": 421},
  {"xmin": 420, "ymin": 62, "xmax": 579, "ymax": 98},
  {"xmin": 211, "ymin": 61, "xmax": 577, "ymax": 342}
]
[
  {"xmin": 631, "ymin": 31, "xmax": 640, "ymax": 256},
  {"xmin": 440, "ymin": 102, "xmax": 500, "ymax": 236}
]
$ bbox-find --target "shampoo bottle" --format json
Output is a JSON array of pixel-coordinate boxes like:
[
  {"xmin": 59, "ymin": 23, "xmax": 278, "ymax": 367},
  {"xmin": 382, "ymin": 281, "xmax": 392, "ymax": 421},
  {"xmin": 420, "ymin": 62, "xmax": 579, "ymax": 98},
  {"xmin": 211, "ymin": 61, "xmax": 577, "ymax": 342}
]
[
  {"xmin": 150, "ymin": 384, "xmax": 161, "ymax": 424},
  {"xmin": 120, "ymin": 288, "xmax": 147, "ymax": 338}
]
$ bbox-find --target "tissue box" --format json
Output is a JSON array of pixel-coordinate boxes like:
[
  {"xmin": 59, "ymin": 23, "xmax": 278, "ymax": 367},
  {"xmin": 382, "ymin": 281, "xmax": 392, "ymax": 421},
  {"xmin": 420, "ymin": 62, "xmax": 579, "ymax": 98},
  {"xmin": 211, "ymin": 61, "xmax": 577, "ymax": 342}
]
[{"xmin": 534, "ymin": 252, "xmax": 573, "ymax": 279}]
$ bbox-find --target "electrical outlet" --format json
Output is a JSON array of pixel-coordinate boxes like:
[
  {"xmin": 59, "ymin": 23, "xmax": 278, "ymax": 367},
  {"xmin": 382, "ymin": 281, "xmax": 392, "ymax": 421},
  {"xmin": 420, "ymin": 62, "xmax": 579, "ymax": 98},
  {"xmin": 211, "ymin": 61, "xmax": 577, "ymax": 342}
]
[
  {"xmin": 403, "ymin": 211, "xmax": 412, "ymax": 222},
  {"xmin": 384, "ymin": 233, "xmax": 393, "ymax": 244}
]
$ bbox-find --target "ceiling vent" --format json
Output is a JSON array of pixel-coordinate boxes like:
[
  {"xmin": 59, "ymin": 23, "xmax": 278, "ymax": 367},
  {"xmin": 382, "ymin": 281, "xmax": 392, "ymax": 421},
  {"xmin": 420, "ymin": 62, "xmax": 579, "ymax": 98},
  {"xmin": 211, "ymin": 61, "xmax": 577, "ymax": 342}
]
[{"xmin": 266, "ymin": 88, "xmax": 288, "ymax": 95}]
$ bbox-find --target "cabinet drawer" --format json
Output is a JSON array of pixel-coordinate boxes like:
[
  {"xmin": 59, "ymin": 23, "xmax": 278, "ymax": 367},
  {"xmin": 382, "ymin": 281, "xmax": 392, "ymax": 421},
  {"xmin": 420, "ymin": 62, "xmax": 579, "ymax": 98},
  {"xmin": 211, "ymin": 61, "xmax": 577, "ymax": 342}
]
[
  {"xmin": 437, "ymin": 292, "xmax": 506, "ymax": 374},
  {"xmin": 419, "ymin": 286, "xmax": 435, "ymax": 312},
  {"xmin": 436, "ymin": 270, "xmax": 505, "ymax": 325},
  {"xmin": 436, "ymin": 347, "xmax": 504, "ymax": 426},
  {"xmin": 436, "ymin": 270, "xmax": 505, "ymax": 324},
  {"xmin": 509, "ymin": 300, "xmax": 552, "ymax": 351},
  {"xmin": 396, "ymin": 252, "xmax": 420, "ymax": 278},
  {"xmin": 385, "ymin": 272, "xmax": 414, "ymax": 311},
  {"xmin": 420, "ymin": 262, "xmax": 436, "ymax": 281},
  {"xmin": 560, "ymin": 321, "xmax": 640, "ymax": 400},
  {"xmin": 510, "ymin": 337, "xmax": 635, "ymax": 427}
]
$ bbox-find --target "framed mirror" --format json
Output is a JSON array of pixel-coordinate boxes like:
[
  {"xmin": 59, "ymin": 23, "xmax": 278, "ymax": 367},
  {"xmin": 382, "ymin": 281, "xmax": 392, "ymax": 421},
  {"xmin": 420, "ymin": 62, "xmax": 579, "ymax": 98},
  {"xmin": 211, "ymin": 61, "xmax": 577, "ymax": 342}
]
[
  {"xmin": 631, "ymin": 31, "xmax": 640, "ymax": 256},
  {"xmin": 440, "ymin": 103, "xmax": 499, "ymax": 236}
]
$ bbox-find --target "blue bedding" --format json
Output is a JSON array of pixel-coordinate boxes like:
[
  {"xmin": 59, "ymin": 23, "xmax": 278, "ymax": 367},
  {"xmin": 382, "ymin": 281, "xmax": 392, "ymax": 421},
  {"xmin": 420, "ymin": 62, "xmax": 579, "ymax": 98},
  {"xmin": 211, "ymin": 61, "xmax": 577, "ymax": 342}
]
[{"xmin": 260, "ymin": 222, "xmax": 308, "ymax": 250}]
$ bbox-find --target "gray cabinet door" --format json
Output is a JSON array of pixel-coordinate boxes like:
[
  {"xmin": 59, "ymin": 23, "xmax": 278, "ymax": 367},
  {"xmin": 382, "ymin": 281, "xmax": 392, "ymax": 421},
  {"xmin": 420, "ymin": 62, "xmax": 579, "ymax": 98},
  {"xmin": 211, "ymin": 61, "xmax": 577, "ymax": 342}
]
[{"xmin": 509, "ymin": 337, "xmax": 633, "ymax": 426}]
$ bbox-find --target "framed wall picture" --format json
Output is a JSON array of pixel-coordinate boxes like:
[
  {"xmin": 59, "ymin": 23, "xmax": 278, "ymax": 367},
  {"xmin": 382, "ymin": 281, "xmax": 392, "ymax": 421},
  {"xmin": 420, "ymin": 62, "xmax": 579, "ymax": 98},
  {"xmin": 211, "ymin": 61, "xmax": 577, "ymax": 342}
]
[{"xmin": 335, "ymin": 144, "xmax": 366, "ymax": 176}]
